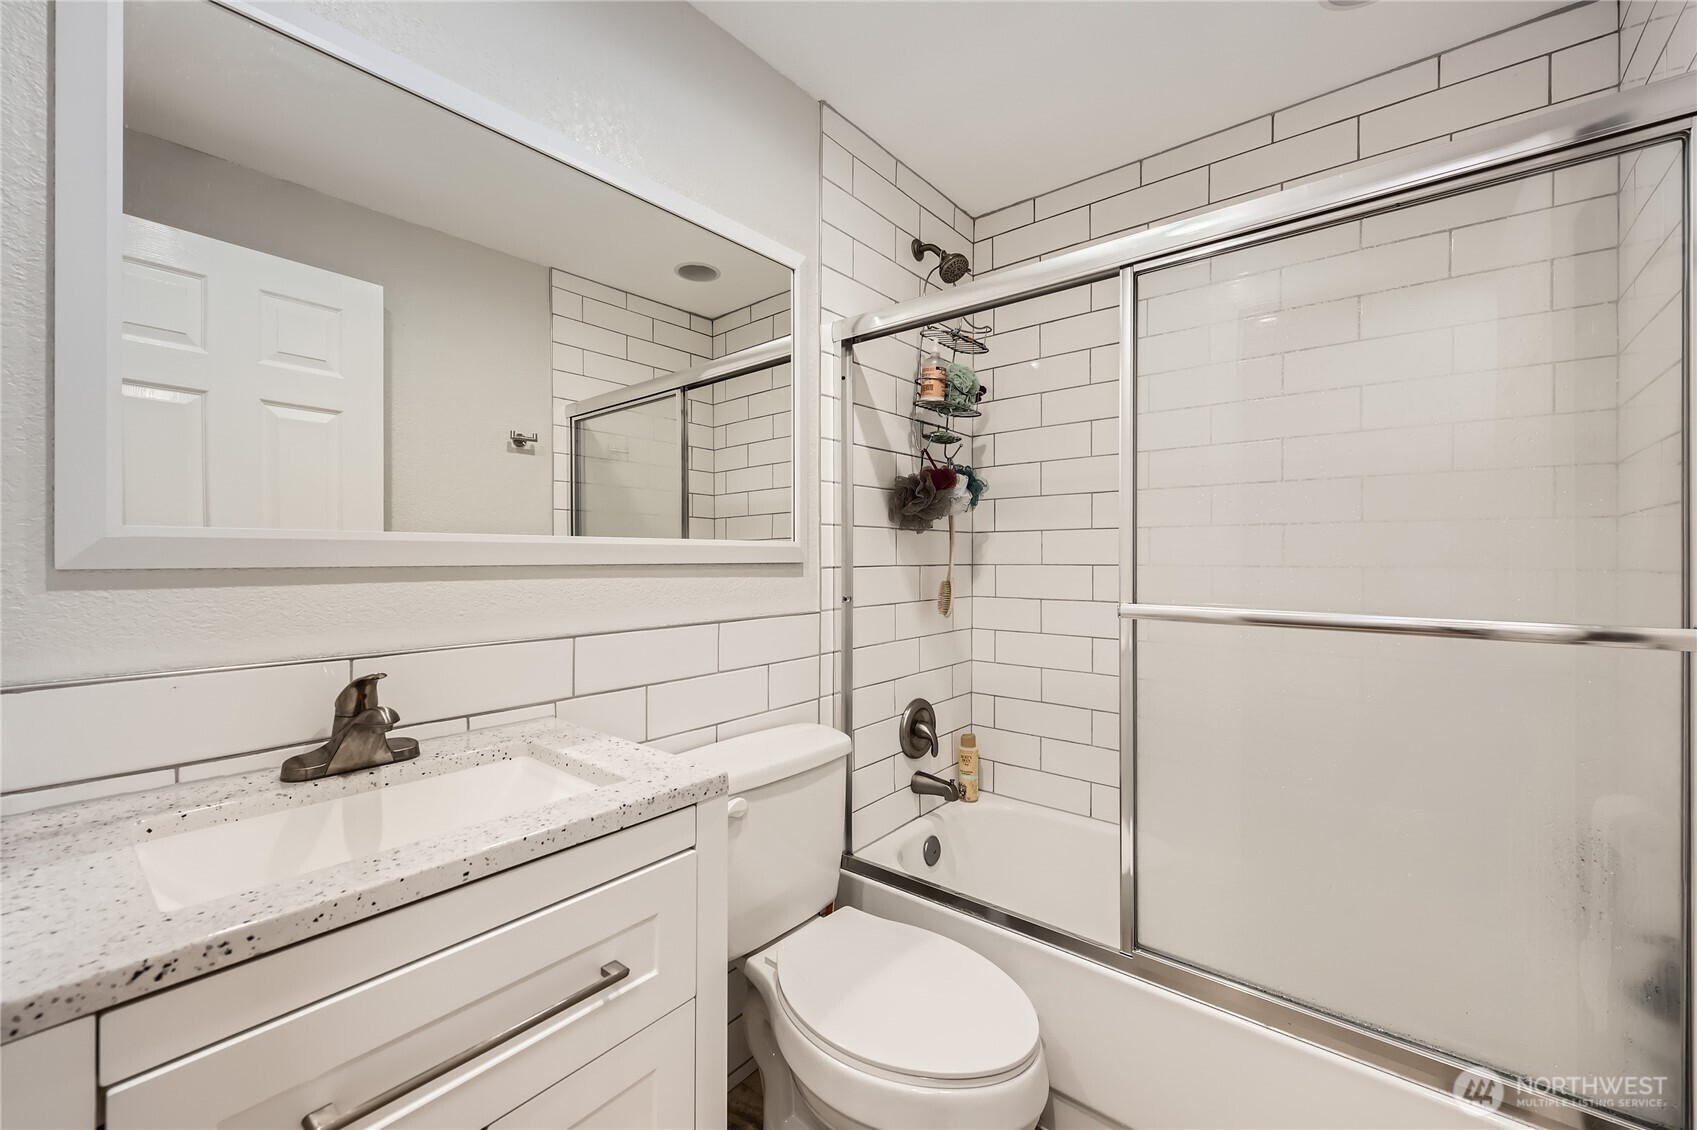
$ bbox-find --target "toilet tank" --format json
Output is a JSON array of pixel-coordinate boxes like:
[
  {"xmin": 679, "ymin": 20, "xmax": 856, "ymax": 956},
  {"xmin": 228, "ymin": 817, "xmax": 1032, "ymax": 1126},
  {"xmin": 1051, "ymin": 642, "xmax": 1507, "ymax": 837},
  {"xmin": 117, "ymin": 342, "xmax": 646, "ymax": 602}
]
[{"xmin": 691, "ymin": 724, "xmax": 851, "ymax": 959}]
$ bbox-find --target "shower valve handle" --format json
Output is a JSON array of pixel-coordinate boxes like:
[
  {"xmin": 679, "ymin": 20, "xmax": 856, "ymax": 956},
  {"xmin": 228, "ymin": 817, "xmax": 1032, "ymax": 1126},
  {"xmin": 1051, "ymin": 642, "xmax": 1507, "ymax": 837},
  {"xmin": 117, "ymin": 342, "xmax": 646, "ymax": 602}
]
[{"xmin": 900, "ymin": 698, "xmax": 938, "ymax": 759}]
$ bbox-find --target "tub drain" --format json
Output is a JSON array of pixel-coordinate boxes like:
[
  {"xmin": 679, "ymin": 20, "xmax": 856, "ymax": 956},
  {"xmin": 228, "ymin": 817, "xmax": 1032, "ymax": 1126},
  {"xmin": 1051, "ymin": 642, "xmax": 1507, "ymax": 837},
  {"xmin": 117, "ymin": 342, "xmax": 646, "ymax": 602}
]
[{"xmin": 922, "ymin": 835, "xmax": 941, "ymax": 867}]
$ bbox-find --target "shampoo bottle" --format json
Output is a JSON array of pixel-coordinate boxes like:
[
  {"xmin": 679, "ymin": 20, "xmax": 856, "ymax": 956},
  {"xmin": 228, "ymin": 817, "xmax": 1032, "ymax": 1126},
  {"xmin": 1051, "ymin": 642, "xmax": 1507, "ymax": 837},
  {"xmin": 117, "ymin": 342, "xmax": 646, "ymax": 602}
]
[
  {"xmin": 918, "ymin": 353, "xmax": 948, "ymax": 402},
  {"xmin": 957, "ymin": 732, "xmax": 979, "ymax": 802}
]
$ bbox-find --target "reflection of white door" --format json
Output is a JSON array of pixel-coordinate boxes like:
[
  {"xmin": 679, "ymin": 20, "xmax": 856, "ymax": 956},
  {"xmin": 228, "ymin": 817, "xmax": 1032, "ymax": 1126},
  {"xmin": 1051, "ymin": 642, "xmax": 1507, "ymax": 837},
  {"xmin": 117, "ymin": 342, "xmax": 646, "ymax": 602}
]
[{"xmin": 120, "ymin": 216, "xmax": 384, "ymax": 530}]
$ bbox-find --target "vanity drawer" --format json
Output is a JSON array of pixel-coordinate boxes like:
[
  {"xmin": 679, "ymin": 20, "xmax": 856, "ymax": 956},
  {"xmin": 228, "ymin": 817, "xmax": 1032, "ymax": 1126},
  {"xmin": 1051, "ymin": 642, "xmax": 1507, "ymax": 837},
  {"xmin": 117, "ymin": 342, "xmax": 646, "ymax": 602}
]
[
  {"xmin": 370, "ymin": 1001, "xmax": 697, "ymax": 1130},
  {"xmin": 491, "ymin": 1001, "xmax": 695, "ymax": 1130},
  {"xmin": 100, "ymin": 808, "xmax": 694, "ymax": 1083},
  {"xmin": 105, "ymin": 851, "xmax": 695, "ymax": 1129}
]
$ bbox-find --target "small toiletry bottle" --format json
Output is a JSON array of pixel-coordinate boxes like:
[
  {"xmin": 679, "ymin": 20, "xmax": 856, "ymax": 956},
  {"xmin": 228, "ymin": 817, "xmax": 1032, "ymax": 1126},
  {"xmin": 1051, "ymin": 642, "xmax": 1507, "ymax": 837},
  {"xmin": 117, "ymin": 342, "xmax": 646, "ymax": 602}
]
[
  {"xmin": 957, "ymin": 732, "xmax": 979, "ymax": 802},
  {"xmin": 918, "ymin": 353, "xmax": 947, "ymax": 402}
]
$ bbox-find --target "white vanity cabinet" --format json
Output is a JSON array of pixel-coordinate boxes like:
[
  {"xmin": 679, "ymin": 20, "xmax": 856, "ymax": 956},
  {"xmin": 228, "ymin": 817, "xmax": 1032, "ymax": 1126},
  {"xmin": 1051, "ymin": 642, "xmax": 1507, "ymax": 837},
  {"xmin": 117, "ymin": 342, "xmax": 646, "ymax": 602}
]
[{"xmin": 2, "ymin": 802, "xmax": 727, "ymax": 1129}]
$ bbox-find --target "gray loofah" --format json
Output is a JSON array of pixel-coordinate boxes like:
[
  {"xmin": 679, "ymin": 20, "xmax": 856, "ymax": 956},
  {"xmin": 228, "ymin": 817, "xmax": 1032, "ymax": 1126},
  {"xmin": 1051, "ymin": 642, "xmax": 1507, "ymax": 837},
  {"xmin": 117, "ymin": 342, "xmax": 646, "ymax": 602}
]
[{"xmin": 890, "ymin": 471, "xmax": 954, "ymax": 531}]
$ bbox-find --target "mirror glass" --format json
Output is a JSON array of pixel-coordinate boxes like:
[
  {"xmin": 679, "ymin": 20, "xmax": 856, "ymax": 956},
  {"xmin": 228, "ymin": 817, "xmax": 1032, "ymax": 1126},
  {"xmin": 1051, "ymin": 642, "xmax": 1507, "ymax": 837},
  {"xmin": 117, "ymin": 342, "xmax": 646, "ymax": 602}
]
[
  {"xmin": 118, "ymin": 1, "xmax": 793, "ymax": 540},
  {"xmin": 571, "ymin": 360, "xmax": 793, "ymax": 539}
]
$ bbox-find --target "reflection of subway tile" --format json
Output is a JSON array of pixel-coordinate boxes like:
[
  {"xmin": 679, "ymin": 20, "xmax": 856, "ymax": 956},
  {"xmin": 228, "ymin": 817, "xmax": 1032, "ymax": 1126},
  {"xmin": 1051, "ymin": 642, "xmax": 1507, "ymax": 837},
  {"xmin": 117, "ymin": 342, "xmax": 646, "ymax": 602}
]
[
  {"xmin": 550, "ymin": 269, "xmax": 626, "ymax": 306},
  {"xmin": 1361, "ymin": 58, "xmax": 1547, "ymax": 155},
  {"xmin": 552, "ymin": 316, "xmax": 625, "ymax": 356}
]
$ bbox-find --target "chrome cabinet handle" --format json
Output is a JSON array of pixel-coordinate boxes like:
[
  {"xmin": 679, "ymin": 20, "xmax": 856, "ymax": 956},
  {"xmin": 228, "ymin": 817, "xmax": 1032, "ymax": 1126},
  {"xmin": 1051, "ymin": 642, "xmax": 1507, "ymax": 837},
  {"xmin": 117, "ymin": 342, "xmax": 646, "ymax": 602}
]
[{"xmin": 300, "ymin": 960, "xmax": 630, "ymax": 1130}]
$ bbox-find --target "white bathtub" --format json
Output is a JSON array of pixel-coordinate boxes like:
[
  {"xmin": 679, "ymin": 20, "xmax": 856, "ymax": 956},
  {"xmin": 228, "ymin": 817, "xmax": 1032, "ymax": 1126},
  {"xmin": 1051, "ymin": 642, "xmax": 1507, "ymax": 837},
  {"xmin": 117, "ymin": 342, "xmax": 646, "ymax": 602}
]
[
  {"xmin": 845, "ymin": 795, "xmax": 1511, "ymax": 1130},
  {"xmin": 858, "ymin": 793, "xmax": 1120, "ymax": 946}
]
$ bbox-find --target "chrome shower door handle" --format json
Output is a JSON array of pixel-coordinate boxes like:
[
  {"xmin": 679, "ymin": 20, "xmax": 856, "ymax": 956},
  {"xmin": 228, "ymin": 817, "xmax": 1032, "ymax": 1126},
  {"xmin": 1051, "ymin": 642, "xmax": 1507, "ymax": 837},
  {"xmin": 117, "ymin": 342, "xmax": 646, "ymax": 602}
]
[{"xmin": 299, "ymin": 960, "xmax": 630, "ymax": 1130}]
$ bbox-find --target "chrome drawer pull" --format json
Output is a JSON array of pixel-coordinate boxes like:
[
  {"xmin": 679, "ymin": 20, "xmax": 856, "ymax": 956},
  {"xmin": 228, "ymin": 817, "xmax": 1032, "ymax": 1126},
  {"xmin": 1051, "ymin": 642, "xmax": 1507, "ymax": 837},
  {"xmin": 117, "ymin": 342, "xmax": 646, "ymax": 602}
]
[{"xmin": 300, "ymin": 960, "xmax": 630, "ymax": 1130}]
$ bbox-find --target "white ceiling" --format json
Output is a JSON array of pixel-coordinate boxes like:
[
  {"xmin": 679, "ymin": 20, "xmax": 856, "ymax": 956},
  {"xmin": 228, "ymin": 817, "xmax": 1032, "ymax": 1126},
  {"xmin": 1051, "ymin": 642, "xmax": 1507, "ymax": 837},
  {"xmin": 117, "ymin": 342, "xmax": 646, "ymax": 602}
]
[
  {"xmin": 124, "ymin": 2, "xmax": 790, "ymax": 318},
  {"xmin": 695, "ymin": 1, "xmax": 1572, "ymax": 217}
]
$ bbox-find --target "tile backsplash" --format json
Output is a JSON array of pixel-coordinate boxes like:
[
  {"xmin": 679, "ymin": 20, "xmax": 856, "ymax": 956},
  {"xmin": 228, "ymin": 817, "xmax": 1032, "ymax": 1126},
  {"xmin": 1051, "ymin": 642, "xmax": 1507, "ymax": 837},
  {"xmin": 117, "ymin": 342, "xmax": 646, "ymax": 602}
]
[{"xmin": 0, "ymin": 611, "xmax": 825, "ymax": 813}]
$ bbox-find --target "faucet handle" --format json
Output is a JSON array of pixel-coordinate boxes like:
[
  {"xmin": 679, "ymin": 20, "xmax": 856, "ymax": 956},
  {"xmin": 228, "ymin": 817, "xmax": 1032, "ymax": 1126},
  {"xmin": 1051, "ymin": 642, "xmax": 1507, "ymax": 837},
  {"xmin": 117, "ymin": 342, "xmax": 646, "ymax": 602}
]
[{"xmin": 334, "ymin": 673, "xmax": 387, "ymax": 718}]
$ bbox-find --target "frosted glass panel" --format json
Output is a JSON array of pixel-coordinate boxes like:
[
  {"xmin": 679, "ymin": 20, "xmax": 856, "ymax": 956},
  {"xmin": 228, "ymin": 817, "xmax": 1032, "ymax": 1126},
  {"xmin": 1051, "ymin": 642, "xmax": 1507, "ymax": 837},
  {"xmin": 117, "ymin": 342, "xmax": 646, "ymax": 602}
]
[
  {"xmin": 1134, "ymin": 621, "xmax": 1685, "ymax": 1125},
  {"xmin": 574, "ymin": 395, "xmax": 683, "ymax": 539},
  {"xmin": 1133, "ymin": 142, "xmax": 1685, "ymax": 626},
  {"xmin": 1131, "ymin": 139, "xmax": 1689, "ymax": 1127}
]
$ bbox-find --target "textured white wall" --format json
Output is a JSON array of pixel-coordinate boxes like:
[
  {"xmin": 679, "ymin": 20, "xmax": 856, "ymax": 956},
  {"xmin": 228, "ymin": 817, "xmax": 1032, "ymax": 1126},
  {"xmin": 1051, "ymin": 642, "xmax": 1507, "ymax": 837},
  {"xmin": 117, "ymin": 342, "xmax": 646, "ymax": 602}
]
[{"xmin": 0, "ymin": 0, "xmax": 821, "ymax": 684}]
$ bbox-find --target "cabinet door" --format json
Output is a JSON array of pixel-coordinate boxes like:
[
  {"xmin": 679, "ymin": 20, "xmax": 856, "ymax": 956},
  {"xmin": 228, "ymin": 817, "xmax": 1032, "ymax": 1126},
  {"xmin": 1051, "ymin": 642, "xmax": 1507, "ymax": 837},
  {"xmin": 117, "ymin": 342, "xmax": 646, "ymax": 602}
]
[
  {"xmin": 0, "ymin": 1019, "xmax": 95, "ymax": 1129},
  {"xmin": 491, "ymin": 1003, "xmax": 695, "ymax": 1130},
  {"xmin": 106, "ymin": 853, "xmax": 695, "ymax": 1129}
]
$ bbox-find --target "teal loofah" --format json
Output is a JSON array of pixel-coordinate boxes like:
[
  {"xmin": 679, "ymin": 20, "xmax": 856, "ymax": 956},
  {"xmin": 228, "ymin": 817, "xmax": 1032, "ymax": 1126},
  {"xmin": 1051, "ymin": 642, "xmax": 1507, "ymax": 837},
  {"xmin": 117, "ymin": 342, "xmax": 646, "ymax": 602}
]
[{"xmin": 951, "ymin": 462, "xmax": 989, "ymax": 509}]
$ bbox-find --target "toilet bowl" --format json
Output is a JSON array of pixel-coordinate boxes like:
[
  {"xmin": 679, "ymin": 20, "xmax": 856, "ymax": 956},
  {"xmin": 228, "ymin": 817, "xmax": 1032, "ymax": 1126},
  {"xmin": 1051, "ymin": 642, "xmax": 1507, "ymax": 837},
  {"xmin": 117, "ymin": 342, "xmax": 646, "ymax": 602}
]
[
  {"xmin": 692, "ymin": 724, "xmax": 1049, "ymax": 1130},
  {"xmin": 741, "ymin": 908, "xmax": 1049, "ymax": 1130}
]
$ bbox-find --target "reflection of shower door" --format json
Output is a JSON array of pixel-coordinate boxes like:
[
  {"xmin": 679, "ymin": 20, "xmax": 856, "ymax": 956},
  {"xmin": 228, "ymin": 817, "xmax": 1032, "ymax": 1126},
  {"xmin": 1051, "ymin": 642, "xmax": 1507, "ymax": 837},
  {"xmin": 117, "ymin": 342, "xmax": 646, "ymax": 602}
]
[
  {"xmin": 1125, "ymin": 138, "xmax": 1688, "ymax": 1127},
  {"xmin": 120, "ymin": 217, "xmax": 385, "ymax": 530},
  {"xmin": 571, "ymin": 392, "xmax": 686, "ymax": 539}
]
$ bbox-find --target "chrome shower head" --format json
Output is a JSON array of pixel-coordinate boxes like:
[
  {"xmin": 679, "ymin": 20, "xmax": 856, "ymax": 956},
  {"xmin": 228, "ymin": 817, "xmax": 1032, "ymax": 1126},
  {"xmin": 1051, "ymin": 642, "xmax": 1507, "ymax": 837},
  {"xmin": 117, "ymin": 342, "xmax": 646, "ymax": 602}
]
[{"xmin": 912, "ymin": 239, "xmax": 972, "ymax": 284}]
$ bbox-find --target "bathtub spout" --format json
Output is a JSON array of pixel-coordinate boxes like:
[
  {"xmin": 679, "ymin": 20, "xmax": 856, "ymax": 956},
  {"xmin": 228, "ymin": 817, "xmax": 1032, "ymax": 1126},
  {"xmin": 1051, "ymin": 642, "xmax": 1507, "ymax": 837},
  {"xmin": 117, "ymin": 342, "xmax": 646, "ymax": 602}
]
[{"xmin": 911, "ymin": 770, "xmax": 960, "ymax": 802}]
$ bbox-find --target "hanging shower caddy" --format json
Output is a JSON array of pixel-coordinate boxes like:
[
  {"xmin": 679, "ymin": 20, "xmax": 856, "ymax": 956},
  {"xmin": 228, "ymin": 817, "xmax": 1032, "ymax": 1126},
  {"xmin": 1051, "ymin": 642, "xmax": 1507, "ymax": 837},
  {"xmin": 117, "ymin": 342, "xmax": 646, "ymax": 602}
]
[
  {"xmin": 888, "ymin": 239, "xmax": 990, "ymax": 617},
  {"xmin": 909, "ymin": 239, "xmax": 991, "ymax": 429}
]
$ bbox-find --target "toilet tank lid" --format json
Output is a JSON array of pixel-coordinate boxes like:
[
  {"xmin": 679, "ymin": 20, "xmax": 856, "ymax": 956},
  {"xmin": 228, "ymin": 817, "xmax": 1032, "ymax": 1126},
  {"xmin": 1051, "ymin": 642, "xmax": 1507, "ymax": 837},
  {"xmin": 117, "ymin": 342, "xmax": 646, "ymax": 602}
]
[{"xmin": 691, "ymin": 724, "xmax": 851, "ymax": 792}]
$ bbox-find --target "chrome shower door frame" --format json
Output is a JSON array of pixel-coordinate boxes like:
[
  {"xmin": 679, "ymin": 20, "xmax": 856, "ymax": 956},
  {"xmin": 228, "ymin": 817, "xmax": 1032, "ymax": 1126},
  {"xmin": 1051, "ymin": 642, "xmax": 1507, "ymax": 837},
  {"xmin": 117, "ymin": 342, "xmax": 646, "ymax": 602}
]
[{"xmin": 835, "ymin": 77, "xmax": 1697, "ymax": 1130}]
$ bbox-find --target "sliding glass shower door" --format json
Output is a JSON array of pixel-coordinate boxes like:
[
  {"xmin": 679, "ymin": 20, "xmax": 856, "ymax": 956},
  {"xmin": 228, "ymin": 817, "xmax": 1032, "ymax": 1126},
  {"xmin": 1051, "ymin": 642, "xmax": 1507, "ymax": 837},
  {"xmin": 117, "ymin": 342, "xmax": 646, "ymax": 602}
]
[{"xmin": 1127, "ymin": 140, "xmax": 1688, "ymax": 1126}]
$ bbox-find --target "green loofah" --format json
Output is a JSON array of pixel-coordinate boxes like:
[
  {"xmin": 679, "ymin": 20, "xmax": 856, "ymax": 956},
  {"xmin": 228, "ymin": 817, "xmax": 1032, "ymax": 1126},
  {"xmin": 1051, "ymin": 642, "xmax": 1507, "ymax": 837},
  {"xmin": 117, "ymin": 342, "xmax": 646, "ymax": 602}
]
[{"xmin": 943, "ymin": 362, "xmax": 979, "ymax": 410}]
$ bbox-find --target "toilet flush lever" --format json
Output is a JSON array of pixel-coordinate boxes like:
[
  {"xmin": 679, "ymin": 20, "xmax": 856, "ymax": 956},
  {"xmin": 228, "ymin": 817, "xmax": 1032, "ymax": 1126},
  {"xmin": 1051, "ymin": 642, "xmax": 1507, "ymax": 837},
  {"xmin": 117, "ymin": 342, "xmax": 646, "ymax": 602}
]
[{"xmin": 728, "ymin": 796, "xmax": 748, "ymax": 820}]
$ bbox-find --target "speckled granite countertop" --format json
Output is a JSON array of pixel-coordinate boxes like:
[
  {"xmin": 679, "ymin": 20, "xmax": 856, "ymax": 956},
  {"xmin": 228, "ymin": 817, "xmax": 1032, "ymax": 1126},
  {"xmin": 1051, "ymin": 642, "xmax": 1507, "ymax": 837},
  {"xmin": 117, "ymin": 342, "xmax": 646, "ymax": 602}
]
[{"xmin": 0, "ymin": 719, "xmax": 725, "ymax": 1042}]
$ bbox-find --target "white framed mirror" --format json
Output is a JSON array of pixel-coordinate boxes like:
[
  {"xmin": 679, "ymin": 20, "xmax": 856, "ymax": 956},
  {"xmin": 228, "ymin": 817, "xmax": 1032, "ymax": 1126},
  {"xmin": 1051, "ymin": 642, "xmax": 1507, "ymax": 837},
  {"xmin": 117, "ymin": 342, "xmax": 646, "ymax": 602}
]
[{"xmin": 54, "ymin": 0, "xmax": 804, "ymax": 569}]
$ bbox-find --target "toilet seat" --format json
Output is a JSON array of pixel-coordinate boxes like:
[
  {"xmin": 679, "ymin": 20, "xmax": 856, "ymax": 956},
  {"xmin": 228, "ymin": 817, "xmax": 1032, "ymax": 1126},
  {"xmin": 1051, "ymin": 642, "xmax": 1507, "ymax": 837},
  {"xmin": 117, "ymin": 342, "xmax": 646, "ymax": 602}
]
[
  {"xmin": 770, "ymin": 908, "xmax": 1041, "ymax": 1084},
  {"xmin": 742, "ymin": 910, "xmax": 1050, "ymax": 1130}
]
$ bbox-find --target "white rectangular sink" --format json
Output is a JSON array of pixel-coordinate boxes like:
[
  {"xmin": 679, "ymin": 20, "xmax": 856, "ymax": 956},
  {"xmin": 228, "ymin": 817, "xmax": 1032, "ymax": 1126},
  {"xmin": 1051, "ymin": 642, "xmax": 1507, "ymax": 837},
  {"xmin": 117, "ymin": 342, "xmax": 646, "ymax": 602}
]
[{"xmin": 134, "ymin": 757, "xmax": 605, "ymax": 911}]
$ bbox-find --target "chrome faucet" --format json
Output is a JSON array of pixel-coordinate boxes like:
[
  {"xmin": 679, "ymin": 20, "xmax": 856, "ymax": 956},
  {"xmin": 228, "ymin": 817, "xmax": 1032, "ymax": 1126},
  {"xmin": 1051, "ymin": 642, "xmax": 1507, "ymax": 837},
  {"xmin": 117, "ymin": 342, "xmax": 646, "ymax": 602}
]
[
  {"xmin": 280, "ymin": 673, "xmax": 421, "ymax": 782},
  {"xmin": 910, "ymin": 770, "xmax": 960, "ymax": 803}
]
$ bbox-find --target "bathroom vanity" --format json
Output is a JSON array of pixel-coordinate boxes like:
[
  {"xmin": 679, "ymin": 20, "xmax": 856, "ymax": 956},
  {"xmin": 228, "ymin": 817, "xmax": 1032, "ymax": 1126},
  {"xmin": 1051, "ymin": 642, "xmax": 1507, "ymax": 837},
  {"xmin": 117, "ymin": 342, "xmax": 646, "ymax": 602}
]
[{"xmin": 0, "ymin": 720, "xmax": 729, "ymax": 1129}]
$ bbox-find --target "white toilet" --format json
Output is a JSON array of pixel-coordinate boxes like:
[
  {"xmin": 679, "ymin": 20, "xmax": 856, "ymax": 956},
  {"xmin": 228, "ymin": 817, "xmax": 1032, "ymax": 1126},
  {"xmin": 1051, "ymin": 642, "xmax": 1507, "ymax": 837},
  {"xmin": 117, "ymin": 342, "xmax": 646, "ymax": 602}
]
[{"xmin": 695, "ymin": 723, "xmax": 1049, "ymax": 1130}]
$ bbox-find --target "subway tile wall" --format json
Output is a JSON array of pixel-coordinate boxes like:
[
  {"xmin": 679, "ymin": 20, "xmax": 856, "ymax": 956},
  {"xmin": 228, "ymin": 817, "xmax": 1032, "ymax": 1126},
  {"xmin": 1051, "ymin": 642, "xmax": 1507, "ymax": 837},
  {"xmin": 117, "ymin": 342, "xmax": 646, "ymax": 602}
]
[
  {"xmin": 698, "ymin": 294, "xmax": 794, "ymax": 539},
  {"xmin": 821, "ymin": 106, "xmax": 982, "ymax": 853},
  {"xmin": 710, "ymin": 291, "xmax": 794, "ymax": 360},
  {"xmin": 693, "ymin": 340, "xmax": 796, "ymax": 541},
  {"xmin": 969, "ymin": 276, "xmax": 1123, "ymax": 823},
  {"xmin": 550, "ymin": 270, "xmax": 716, "ymax": 536},
  {"xmin": 0, "ymin": 612, "xmax": 825, "ymax": 812},
  {"xmin": 551, "ymin": 275, "xmax": 792, "ymax": 539},
  {"xmin": 1619, "ymin": 0, "xmax": 1697, "ymax": 88},
  {"xmin": 1130, "ymin": 156, "xmax": 1656, "ymax": 622},
  {"xmin": 971, "ymin": 2, "xmax": 1624, "ymax": 282},
  {"xmin": 954, "ymin": 0, "xmax": 1633, "ymax": 820}
]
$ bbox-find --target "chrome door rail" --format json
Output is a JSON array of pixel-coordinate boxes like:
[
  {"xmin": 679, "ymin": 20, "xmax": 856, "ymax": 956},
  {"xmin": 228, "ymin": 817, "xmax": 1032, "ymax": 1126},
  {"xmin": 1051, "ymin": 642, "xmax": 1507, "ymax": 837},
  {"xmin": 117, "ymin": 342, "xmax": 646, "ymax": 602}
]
[
  {"xmin": 1119, "ymin": 604, "xmax": 1697, "ymax": 652},
  {"xmin": 833, "ymin": 75, "xmax": 1695, "ymax": 347}
]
